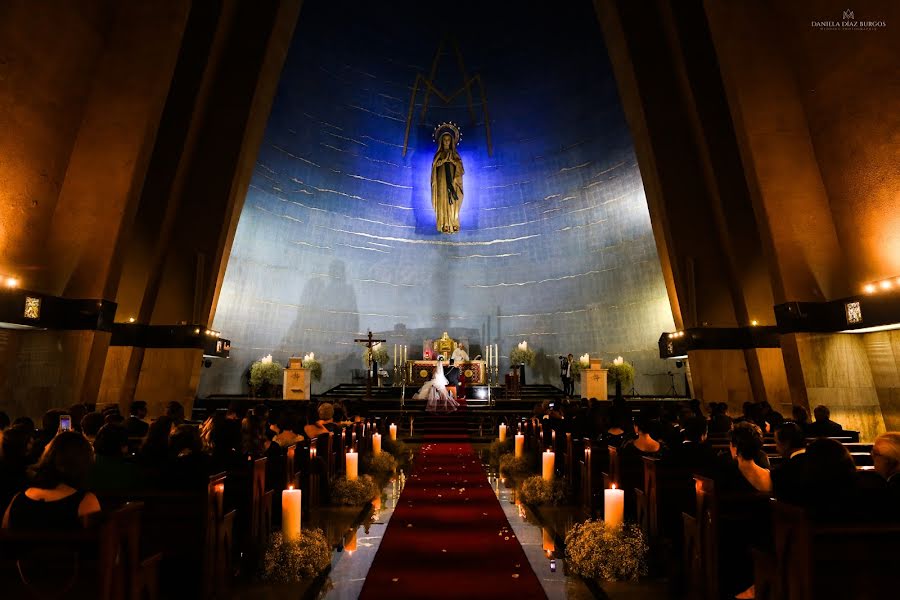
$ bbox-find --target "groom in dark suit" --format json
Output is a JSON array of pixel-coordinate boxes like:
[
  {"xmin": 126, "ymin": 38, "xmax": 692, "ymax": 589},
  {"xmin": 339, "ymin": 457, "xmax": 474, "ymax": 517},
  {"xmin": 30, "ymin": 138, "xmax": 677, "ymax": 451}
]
[{"xmin": 445, "ymin": 359, "xmax": 460, "ymax": 386}]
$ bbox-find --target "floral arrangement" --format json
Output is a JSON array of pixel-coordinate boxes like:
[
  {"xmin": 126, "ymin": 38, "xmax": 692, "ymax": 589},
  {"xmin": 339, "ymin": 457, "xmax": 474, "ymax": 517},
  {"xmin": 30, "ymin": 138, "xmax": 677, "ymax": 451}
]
[
  {"xmin": 489, "ymin": 438, "xmax": 513, "ymax": 464},
  {"xmin": 362, "ymin": 343, "xmax": 390, "ymax": 368},
  {"xmin": 262, "ymin": 530, "xmax": 332, "ymax": 582},
  {"xmin": 330, "ymin": 475, "xmax": 378, "ymax": 505},
  {"xmin": 250, "ymin": 355, "xmax": 283, "ymax": 388},
  {"xmin": 302, "ymin": 352, "xmax": 322, "ymax": 382},
  {"xmin": 565, "ymin": 520, "xmax": 648, "ymax": 582},
  {"xmin": 606, "ymin": 356, "xmax": 635, "ymax": 387},
  {"xmin": 518, "ymin": 475, "xmax": 570, "ymax": 506},
  {"xmin": 383, "ymin": 437, "xmax": 411, "ymax": 461},
  {"xmin": 509, "ymin": 341, "xmax": 536, "ymax": 367},
  {"xmin": 499, "ymin": 453, "xmax": 532, "ymax": 478},
  {"xmin": 366, "ymin": 452, "xmax": 397, "ymax": 476}
]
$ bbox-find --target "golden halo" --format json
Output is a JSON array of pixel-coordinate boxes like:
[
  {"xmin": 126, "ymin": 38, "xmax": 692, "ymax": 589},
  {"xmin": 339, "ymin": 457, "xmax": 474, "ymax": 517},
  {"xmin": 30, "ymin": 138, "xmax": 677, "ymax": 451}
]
[{"xmin": 432, "ymin": 121, "xmax": 462, "ymax": 145}]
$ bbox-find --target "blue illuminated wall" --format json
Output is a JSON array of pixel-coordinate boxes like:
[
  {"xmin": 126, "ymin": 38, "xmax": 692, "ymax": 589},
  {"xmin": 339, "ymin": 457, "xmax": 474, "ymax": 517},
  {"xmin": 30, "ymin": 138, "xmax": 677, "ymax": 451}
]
[{"xmin": 199, "ymin": 0, "xmax": 677, "ymax": 396}]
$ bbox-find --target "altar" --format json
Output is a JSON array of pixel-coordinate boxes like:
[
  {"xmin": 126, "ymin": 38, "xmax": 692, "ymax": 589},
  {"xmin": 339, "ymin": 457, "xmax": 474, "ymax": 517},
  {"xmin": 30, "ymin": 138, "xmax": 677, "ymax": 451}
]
[{"xmin": 408, "ymin": 360, "xmax": 486, "ymax": 385}]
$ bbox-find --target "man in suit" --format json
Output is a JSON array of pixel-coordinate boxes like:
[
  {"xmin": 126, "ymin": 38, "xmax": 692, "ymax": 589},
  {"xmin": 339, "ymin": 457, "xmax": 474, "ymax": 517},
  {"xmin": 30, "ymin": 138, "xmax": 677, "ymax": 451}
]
[
  {"xmin": 124, "ymin": 400, "xmax": 149, "ymax": 437},
  {"xmin": 559, "ymin": 354, "xmax": 574, "ymax": 397},
  {"xmin": 674, "ymin": 415, "xmax": 719, "ymax": 476},
  {"xmin": 806, "ymin": 405, "xmax": 844, "ymax": 437},
  {"xmin": 771, "ymin": 421, "xmax": 808, "ymax": 504},
  {"xmin": 445, "ymin": 359, "xmax": 460, "ymax": 386}
]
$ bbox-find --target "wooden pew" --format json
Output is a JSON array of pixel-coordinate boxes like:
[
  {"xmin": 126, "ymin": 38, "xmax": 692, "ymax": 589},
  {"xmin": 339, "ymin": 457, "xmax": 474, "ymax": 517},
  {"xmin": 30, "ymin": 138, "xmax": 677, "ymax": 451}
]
[
  {"xmin": 0, "ymin": 503, "xmax": 145, "ymax": 600},
  {"xmin": 635, "ymin": 456, "xmax": 697, "ymax": 541},
  {"xmin": 97, "ymin": 473, "xmax": 235, "ymax": 600},
  {"xmin": 753, "ymin": 500, "xmax": 900, "ymax": 600},
  {"xmin": 681, "ymin": 476, "xmax": 771, "ymax": 600},
  {"xmin": 225, "ymin": 457, "xmax": 273, "ymax": 572},
  {"xmin": 579, "ymin": 440, "xmax": 609, "ymax": 517}
]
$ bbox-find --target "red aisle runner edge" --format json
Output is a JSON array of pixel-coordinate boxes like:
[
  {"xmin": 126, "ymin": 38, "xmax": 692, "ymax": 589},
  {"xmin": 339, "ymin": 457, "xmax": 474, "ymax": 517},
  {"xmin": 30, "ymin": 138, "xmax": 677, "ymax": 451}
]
[{"xmin": 358, "ymin": 437, "xmax": 547, "ymax": 599}]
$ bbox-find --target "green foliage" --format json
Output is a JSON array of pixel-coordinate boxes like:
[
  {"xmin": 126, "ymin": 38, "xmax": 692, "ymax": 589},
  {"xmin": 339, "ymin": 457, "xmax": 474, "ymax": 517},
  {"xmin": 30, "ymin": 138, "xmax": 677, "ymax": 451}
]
[
  {"xmin": 250, "ymin": 360, "xmax": 283, "ymax": 388},
  {"xmin": 330, "ymin": 475, "xmax": 378, "ymax": 506},
  {"xmin": 518, "ymin": 475, "xmax": 570, "ymax": 506},
  {"xmin": 489, "ymin": 438, "xmax": 514, "ymax": 464},
  {"xmin": 509, "ymin": 347, "xmax": 536, "ymax": 367},
  {"xmin": 606, "ymin": 362, "xmax": 635, "ymax": 387},
  {"xmin": 366, "ymin": 452, "xmax": 397, "ymax": 476},
  {"xmin": 262, "ymin": 530, "xmax": 332, "ymax": 582},
  {"xmin": 383, "ymin": 437, "xmax": 410, "ymax": 460},
  {"xmin": 302, "ymin": 358, "xmax": 322, "ymax": 381},
  {"xmin": 362, "ymin": 346, "xmax": 390, "ymax": 367},
  {"xmin": 565, "ymin": 520, "xmax": 648, "ymax": 582},
  {"xmin": 499, "ymin": 453, "xmax": 532, "ymax": 478}
]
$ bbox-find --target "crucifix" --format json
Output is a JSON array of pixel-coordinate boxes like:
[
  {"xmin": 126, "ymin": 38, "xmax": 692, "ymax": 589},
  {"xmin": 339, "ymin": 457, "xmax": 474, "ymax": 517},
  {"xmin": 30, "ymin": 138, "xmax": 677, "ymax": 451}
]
[{"xmin": 354, "ymin": 330, "xmax": 386, "ymax": 400}]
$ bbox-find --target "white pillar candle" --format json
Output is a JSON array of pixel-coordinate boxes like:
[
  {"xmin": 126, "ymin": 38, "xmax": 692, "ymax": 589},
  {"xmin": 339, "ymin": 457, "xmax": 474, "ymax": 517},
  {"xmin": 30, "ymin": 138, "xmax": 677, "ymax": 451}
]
[
  {"xmin": 389, "ymin": 423, "xmax": 397, "ymax": 441},
  {"xmin": 346, "ymin": 451, "xmax": 358, "ymax": 481},
  {"xmin": 514, "ymin": 434, "xmax": 524, "ymax": 459},
  {"xmin": 281, "ymin": 486, "xmax": 302, "ymax": 541},
  {"xmin": 604, "ymin": 485, "xmax": 624, "ymax": 529},
  {"xmin": 495, "ymin": 344, "xmax": 499, "ymax": 367},
  {"xmin": 372, "ymin": 433, "xmax": 382, "ymax": 455},
  {"xmin": 499, "ymin": 423, "xmax": 507, "ymax": 442},
  {"xmin": 542, "ymin": 450, "xmax": 555, "ymax": 481}
]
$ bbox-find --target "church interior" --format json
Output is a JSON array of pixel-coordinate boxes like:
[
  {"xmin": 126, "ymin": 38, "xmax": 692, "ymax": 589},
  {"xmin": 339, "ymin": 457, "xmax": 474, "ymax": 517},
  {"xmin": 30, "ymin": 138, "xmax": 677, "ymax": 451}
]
[{"xmin": 0, "ymin": 0, "xmax": 898, "ymax": 598}]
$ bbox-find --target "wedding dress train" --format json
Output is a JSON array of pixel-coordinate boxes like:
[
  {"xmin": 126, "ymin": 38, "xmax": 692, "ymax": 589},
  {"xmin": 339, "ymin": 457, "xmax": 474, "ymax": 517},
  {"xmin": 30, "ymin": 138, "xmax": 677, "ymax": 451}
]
[{"xmin": 415, "ymin": 361, "xmax": 459, "ymax": 413}]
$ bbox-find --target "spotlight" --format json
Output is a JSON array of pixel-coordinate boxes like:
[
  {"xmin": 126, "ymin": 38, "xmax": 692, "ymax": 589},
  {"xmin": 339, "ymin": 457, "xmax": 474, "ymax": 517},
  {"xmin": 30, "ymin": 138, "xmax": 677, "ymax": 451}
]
[
  {"xmin": 750, "ymin": 320, "xmax": 759, "ymax": 326},
  {"xmin": 128, "ymin": 317, "xmax": 136, "ymax": 323},
  {"xmin": 880, "ymin": 280, "xmax": 893, "ymax": 290},
  {"xmin": 5, "ymin": 277, "xmax": 18, "ymax": 288},
  {"xmin": 864, "ymin": 284, "xmax": 876, "ymax": 294},
  {"xmin": 194, "ymin": 328, "xmax": 200, "ymax": 334}
]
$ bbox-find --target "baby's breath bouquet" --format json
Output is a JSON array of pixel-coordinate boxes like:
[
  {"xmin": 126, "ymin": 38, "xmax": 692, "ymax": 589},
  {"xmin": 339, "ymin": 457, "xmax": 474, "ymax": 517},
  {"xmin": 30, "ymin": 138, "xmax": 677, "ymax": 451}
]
[
  {"xmin": 363, "ymin": 344, "xmax": 390, "ymax": 367},
  {"xmin": 518, "ymin": 475, "xmax": 570, "ymax": 506},
  {"xmin": 262, "ymin": 530, "xmax": 331, "ymax": 582},
  {"xmin": 499, "ymin": 453, "xmax": 532, "ymax": 479},
  {"xmin": 565, "ymin": 520, "xmax": 648, "ymax": 582},
  {"xmin": 489, "ymin": 437, "xmax": 514, "ymax": 464},
  {"xmin": 509, "ymin": 347, "xmax": 536, "ymax": 367},
  {"xmin": 366, "ymin": 452, "xmax": 398, "ymax": 476},
  {"xmin": 330, "ymin": 475, "xmax": 378, "ymax": 505}
]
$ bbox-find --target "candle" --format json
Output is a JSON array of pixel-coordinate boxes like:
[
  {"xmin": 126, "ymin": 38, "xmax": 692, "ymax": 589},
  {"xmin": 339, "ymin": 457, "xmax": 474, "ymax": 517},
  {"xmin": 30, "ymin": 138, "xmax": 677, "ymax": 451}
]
[
  {"xmin": 542, "ymin": 450, "xmax": 555, "ymax": 481},
  {"xmin": 515, "ymin": 434, "xmax": 524, "ymax": 459},
  {"xmin": 373, "ymin": 433, "xmax": 382, "ymax": 455},
  {"xmin": 495, "ymin": 344, "xmax": 499, "ymax": 366},
  {"xmin": 345, "ymin": 528, "xmax": 357, "ymax": 553},
  {"xmin": 281, "ymin": 486, "xmax": 302, "ymax": 541},
  {"xmin": 499, "ymin": 423, "xmax": 507, "ymax": 442},
  {"xmin": 542, "ymin": 527, "xmax": 555, "ymax": 553},
  {"xmin": 604, "ymin": 484, "xmax": 624, "ymax": 529},
  {"xmin": 389, "ymin": 423, "xmax": 397, "ymax": 441},
  {"xmin": 346, "ymin": 451, "xmax": 358, "ymax": 481}
]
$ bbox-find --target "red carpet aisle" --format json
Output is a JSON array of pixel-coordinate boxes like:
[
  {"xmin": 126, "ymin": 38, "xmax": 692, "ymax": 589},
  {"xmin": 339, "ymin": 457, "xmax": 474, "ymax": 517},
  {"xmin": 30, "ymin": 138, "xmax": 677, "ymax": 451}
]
[{"xmin": 358, "ymin": 439, "xmax": 547, "ymax": 599}]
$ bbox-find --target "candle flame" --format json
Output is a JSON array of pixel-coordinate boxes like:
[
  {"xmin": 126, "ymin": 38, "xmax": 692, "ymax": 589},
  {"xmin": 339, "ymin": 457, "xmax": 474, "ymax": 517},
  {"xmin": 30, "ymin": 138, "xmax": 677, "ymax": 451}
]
[
  {"xmin": 611, "ymin": 484, "xmax": 617, "ymax": 490},
  {"xmin": 288, "ymin": 485, "xmax": 294, "ymax": 490}
]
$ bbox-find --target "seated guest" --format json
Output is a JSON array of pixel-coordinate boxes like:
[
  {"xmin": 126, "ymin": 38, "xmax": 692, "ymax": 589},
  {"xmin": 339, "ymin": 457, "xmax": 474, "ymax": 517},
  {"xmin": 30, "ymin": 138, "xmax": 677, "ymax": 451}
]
[
  {"xmin": 707, "ymin": 402, "xmax": 733, "ymax": 435},
  {"xmin": 0, "ymin": 425, "xmax": 34, "ymax": 513},
  {"xmin": 242, "ymin": 413, "xmax": 279, "ymax": 458},
  {"xmin": 32, "ymin": 409, "xmax": 65, "ymax": 460},
  {"xmin": 791, "ymin": 405, "xmax": 811, "ymax": 434},
  {"xmin": 657, "ymin": 409, "xmax": 684, "ymax": 449},
  {"xmin": 725, "ymin": 422, "xmax": 772, "ymax": 493},
  {"xmin": 621, "ymin": 411, "xmax": 663, "ymax": 457},
  {"xmin": 140, "ymin": 416, "xmax": 174, "ymax": 466},
  {"xmin": 124, "ymin": 400, "xmax": 150, "ymax": 437},
  {"xmin": 801, "ymin": 438, "xmax": 859, "ymax": 516},
  {"xmin": 66, "ymin": 403, "xmax": 88, "ymax": 433},
  {"xmin": 2, "ymin": 432, "xmax": 101, "ymax": 529},
  {"xmin": 166, "ymin": 401, "xmax": 186, "ymax": 425},
  {"xmin": 598, "ymin": 413, "xmax": 632, "ymax": 449},
  {"xmin": 272, "ymin": 411, "xmax": 304, "ymax": 447},
  {"xmin": 87, "ymin": 424, "xmax": 142, "ymax": 492},
  {"xmin": 872, "ymin": 432, "xmax": 900, "ymax": 491},
  {"xmin": 166, "ymin": 425, "xmax": 212, "ymax": 489},
  {"xmin": 806, "ymin": 405, "xmax": 843, "ymax": 437},
  {"xmin": 208, "ymin": 415, "xmax": 243, "ymax": 473},
  {"xmin": 318, "ymin": 403, "xmax": 341, "ymax": 434},
  {"xmin": 673, "ymin": 416, "xmax": 718, "ymax": 475},
  {"xmin": 80, "ymin": 411, "xmax": 105, "ymax": 442},
  {"xmin": 760, "ymin": 401, "xmax": 784, "ymax": 431},
  {"xmin": 771, "ymin": 422, "xmax": 808, "ymax": 504},
  {"xmin": 12, "ymin": 416, "xmax": 35, "ymax": 432}
]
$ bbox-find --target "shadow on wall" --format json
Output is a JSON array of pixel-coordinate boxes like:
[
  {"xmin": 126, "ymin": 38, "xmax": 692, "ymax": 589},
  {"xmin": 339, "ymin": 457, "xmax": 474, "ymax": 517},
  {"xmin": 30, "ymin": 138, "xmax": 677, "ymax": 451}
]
[{"xmin": 281, "ymin": 260, "xmax": 359, "ymax": 352}]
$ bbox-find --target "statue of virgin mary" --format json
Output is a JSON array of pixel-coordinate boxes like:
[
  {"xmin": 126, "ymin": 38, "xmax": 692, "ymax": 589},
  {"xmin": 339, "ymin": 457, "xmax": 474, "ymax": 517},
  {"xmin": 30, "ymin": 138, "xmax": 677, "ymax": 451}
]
[{"xmin": 431, "ymin": 123, "xmax": 464, "ymax": 233}]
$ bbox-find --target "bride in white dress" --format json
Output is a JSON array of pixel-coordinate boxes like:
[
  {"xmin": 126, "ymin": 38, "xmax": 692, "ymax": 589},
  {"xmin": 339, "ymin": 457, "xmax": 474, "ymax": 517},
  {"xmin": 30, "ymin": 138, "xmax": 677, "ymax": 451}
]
[{"xmin": 415, "ymin": 358, "xmax": 459, "ymax": 413}]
